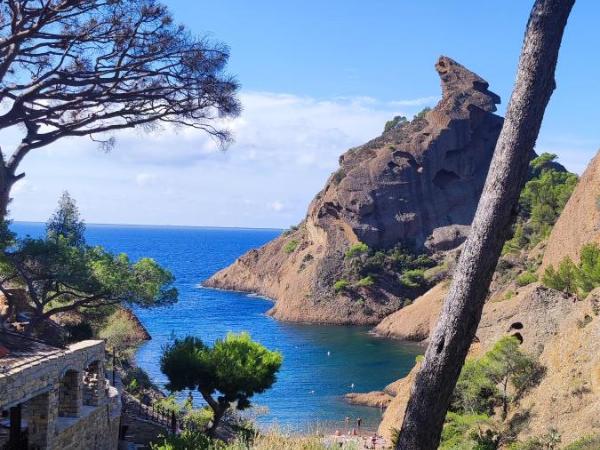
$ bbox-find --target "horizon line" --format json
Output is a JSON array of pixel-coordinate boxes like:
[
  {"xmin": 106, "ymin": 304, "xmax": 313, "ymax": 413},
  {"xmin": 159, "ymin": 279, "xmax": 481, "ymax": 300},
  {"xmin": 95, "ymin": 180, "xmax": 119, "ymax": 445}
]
[{"xmin": 12, "ymin": 220, "xmax": 284, "ymax": 232}]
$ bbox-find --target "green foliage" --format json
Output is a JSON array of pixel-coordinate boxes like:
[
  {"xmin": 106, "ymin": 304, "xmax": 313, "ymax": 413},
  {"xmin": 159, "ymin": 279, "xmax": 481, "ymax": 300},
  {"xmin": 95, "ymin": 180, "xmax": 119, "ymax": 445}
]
[
  {"xmin": 46, "ymin": 191, "xmax": 86, "ymax": 247},
  {"xmin": 415, "ymin": 355, "xmax": 425, "ymax": 363},
  {"xmin": 451, "ymin": 337, "xmax": 542, "ymax": 417},
  {"xmin": 0, "ymin": 194, "xmax": 177, "ymax": 327},
  {"xmin": 439, "ymin": 412, "xmax": 497, "ymax": 450},
  {"xmin": 355, "ymin": 275, "xmax": 375, "ymax": 287},
  {"xmin": 516, "ymin": 271, "xmax": 538, "ymax": 287},
  {"xmin": 400, "ymin": 269, "xmax": 426, "ymax": 288},
  {"xmin": 333, "ymin": 279, "xmax": 350, "ymax": 292},
  {"xmin": 542, "ymin": 257, "xmax": 579, "ymax": 295},
  {"xmin": 384, "ymin": 115, "xmax": 408, "ymax": 133},
  {"xmin": 542, "ymin": 243, "xmax": 600, "ymax": 297},
  {"xmin": 509, "ymin": 429, "xmax": 562, "ymax": 450},
  {"xmin": 283, "ymin": 239, "xmax": 299, "ymax": 254},
  {"xmin": 98, "ymin": 309, "xmax": 144, "ymax": 356},
  {"xmin": 160, "ymin": 333, "xmax": 282, "ymax": 434},
  {"xmin": 123, "ymin": 367, "xmax": 154, "ymax": 397},
  {"xmin": 345, "ymin": 242, "xmax": 369, "ymax": 259},
  {"xmin": 562, "ymin": 435, "xmax": 600, "ymax": 450},
  {"xmin": 413, "ymin": 107, "xmax": 432, "ymax": 121},
  {"xmin": 504, "ymin": 154, "xmax": 577, "ymax": 253},
  {"xmin": 183, "ymin": 408, "xmax": 214, "ymax": 431},
  {"xmin": 150, "ymin": 430, "xmax": 223, "ymax": 450},
  {"xmin": 155, "ymin": 395, "xmax": 183, "ymax": 415}
]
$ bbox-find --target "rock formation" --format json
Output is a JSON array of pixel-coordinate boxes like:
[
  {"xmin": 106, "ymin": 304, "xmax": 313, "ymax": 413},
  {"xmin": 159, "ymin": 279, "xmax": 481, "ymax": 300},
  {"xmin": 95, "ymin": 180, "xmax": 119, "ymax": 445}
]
[
  {"xmin": 205, "ymin": 57, "xmax": 504, "ymax": 324},
  {"xmin": 542, "ymin": 150, "xmax": 600, "ymax": 269},
  {"xmin": 372, "ymin": 151, "xmax": 600, "ymax": 445}
]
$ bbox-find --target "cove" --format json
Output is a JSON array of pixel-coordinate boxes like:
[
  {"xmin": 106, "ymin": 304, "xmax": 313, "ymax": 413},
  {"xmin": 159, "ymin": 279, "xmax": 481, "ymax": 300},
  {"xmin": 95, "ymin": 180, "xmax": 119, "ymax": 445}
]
[{"xmin": 12, "ymin": 223, "xmax": 420, "ymax": 431}]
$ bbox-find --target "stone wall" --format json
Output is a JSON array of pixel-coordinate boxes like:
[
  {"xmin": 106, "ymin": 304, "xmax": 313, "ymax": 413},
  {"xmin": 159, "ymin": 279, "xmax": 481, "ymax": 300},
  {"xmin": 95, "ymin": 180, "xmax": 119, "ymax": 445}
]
[
  {"xmin": 52, "ymin": 387, "xmax": 121, "ymax": 450},
  {"xmin": 0, "ymin": 339, "xmax": 121, "ymax": 450}
]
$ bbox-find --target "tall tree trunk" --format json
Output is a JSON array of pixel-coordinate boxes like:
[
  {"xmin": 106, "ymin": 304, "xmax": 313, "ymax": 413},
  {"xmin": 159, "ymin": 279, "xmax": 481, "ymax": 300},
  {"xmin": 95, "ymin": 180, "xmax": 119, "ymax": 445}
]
[{"xmin": 396, "ymin": 1, "xmax": 575, "ymax": 448}]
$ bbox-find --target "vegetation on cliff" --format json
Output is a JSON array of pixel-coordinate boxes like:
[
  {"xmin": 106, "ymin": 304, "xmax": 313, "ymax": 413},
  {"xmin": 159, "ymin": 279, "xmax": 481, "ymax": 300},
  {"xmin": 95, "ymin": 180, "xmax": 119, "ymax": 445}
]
[
  {"xmin": 504, "ymin": 153, "xmax": 577, "ymax": 254},
  {"xmin": 542, "ymin": 242, "xmax": 600, "ymax": 297}
]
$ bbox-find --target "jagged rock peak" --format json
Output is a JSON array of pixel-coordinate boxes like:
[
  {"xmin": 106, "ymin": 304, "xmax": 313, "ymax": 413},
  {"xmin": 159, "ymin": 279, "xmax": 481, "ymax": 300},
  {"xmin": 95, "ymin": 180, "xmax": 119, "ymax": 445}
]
[{"xmin": 435, "ymin": 56, "xmax": 500, "ymax": 113}]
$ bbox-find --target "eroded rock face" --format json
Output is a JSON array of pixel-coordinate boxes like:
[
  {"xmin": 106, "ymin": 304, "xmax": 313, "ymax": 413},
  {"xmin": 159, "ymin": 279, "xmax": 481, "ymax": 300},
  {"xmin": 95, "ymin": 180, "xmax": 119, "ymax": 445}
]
[
  {"xmin": 325, "ymin": 56, "xmax": 502, "ymax": 251},
  {"xmin": 205, "ymin": 57, "xmax": 503, "ymax": 325}
]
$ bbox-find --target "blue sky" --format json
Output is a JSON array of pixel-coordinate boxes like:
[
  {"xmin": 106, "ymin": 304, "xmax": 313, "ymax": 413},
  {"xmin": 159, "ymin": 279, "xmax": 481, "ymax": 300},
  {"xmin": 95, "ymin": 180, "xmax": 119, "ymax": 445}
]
[{"xmin": 8, "ymin": 1, "xmax": 600, "ymax": 228}]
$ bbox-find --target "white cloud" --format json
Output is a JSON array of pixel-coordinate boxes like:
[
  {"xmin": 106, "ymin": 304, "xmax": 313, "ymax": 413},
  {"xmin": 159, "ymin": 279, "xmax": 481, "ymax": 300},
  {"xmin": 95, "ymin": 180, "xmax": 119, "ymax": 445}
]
[
  {"xmin": 267, "ymin": 201, "xmax": 285, "ymax": 212},
  {"xmin": 7, "ymin": 91, "xmax": 440, "ymax": 228},
  {"xmin": 135, "ymin": 173, "xmax": 159, "ymax": 187}
]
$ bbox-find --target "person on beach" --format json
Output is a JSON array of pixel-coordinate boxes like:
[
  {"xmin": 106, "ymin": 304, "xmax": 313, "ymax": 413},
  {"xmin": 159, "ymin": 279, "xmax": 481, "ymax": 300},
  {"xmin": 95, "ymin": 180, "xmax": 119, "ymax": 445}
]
[{"xmin": 356, "ymin": 417, "xmax": 362, "ymax": 429}]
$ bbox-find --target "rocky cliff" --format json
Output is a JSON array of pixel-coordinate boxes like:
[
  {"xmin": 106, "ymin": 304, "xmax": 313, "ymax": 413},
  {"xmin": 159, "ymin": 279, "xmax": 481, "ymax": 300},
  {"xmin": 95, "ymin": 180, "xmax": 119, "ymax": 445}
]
[
  {"xmin": 205, "ymin": 57, "xmax": 504, "ymax": 324},
  {"xmin": 368, "ymin": 151, "xmax": 600, "ymax": 446}
]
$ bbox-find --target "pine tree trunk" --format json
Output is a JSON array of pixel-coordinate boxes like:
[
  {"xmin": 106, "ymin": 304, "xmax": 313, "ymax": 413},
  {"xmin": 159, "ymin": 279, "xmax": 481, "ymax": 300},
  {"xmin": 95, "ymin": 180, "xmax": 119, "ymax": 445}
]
[{"xmin": 396, "ymin": 1, "xmax": 575, "ymax": 448}]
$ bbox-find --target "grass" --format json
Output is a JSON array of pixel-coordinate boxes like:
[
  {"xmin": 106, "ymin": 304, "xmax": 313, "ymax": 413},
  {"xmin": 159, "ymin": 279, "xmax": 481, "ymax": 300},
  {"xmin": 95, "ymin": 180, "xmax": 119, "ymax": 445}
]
[{"xmin": 283, "ymin": 239, "xmax": 299, "ymax": 254}]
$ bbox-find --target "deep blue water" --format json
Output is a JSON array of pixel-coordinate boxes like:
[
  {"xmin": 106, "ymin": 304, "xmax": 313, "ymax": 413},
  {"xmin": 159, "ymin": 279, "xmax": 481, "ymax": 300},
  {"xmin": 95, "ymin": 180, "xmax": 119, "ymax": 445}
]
[{"xmin": 11, "ymin": 222, "xmax": 420, "ymax": 431}]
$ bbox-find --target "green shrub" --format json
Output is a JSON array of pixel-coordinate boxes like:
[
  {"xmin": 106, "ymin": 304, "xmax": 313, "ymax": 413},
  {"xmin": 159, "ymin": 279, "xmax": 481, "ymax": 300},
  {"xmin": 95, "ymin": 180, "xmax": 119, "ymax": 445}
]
[
  {"xmin": 155, "ymin": 395, "xmax": 183, "ymax": 415},
  {"xmin": 413, "ymin": 107, "xmax": 431, "ymax": 121},
  {"xmin": 183, "ymin": 408, "xmax": 213, "ymax": 431},
  {"xmin": 451, "ymin": 336, "xmax": 542, "ymax": 418},
  {"xmin": 440, "ymin": 412, "xmax": 497, "ymax": 450},
  {"xmin": 504, "ymin": 153, "xmax": 577, "ymax": 253},
  {"xmin": 345, "ymin": 242, "xmax": 369, "ymax": 258},
  {"xmin": 356, "ymin": 275, "xmax": 375, "ymax": 287},
  {"xmin": 562, "ymin": 435, "xmax": 600, "ymax": 450},
  {"xmin": 542, "ymin": 256, "xmax": 579, "ymax": 295},
  {"xmin": 283, "ymin": 239, "xmax": 299, "ymax": 254},
  {"xmin": 384, "ymin": 115, "xmax": 408, "ymax": 133},
  {"xmin": 516, "ymin": 271, "xmax": 538, "ymax": 287},
  {"xmin": 123, "ymin": 367, "xmax": 154, "ymax": 396},
  {"xmin": 543, "ymin": 243, "xmax": 600, "ymax": 297},
  {"xmin": 150, "ymin": 429, "xmax": 222, "ymax": 450},
  {"xmin": 415, "ymin": 355, "xmax": 425, "ymax": 363},
  {"xmin": 400, "ymin": 269, "xmax": 426, "ymax": 288},
  {"xmin": 333, "ymin": 279, "xmax": 350, "ymax": 292}
]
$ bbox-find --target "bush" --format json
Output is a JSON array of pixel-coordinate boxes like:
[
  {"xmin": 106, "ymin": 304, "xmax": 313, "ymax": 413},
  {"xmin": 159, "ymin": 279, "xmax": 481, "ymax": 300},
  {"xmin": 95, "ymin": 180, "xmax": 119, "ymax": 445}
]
[
  {"xmin": 345, "ymin": 242, "xmax": 369, "ymax": 259},
  {"xmin": 451, "ymin": 336, "xmax": 542, "ymax": 418},
  {"xmin": 562, "ymin": 435, "xmax": 600, "ymax": 450},
  {"xmin": 183, "ymin": 408, "xmax": 213, "ymax": 431},
  {"xmin": 384, "ymin": 115, "xmax": 408, "ymax": 133},
  {"xmin": 150, "ymin": 430, "xmax": 222, "ymax": 450},
  {"xmin": 123, "ymin": 367, "xmax": 154, "ymax": 396},
  {"xmin": 333, "ymin": 279, "xmax": 350, "ymax": 293},
  {"xmin": 542, "ymin": 243, "xmax": 600, "ymax": 296},
  {"xmin": 356, "ymin": 275, "xmax": 375, "ymax": 287},
  {"xmin": 504, "ymin": 154, "xmax": 577, "ymax": 253},
  {"xmin": 516, "ymin": 271, "xmax": 538, "ymax": 287},
  {"xmin": 542, "ymin": 256, "xmax": 579, "ymax": 295},
  {"xmin": 413, "ymin": 107, "xmax": 431, "ymax": 121},
  {"xmin": 400, "ymin": 269, "xmax": 426, "ymax": 288},
  {"xmin": 283, "ymin": 239, "xmax": 299, "ymax": 254},
  {"xmin": 440, "ymin": 412, "xmax": 497, "ymax": 450}
]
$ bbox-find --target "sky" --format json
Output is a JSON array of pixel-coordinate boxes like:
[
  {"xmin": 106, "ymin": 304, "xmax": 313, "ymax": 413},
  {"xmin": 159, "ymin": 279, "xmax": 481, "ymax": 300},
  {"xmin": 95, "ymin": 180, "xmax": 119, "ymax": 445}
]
[{"xmin": 6, "ymin": 1, "xmax": 600, "ymax": 228}]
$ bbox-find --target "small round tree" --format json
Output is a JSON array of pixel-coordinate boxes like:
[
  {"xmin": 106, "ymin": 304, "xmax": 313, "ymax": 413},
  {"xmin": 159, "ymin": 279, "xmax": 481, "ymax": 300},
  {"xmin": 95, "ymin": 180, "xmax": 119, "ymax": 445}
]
[{"xmin": 160, "ymin": 332, "xmax": 282, "ymax": 436}]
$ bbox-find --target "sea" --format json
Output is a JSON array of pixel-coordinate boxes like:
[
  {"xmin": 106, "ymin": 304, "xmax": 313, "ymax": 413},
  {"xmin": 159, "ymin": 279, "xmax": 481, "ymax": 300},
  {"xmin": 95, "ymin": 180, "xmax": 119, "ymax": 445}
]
[{"xmin": 11, "ymin": 222, "xmax": 421, "ymax": 432}]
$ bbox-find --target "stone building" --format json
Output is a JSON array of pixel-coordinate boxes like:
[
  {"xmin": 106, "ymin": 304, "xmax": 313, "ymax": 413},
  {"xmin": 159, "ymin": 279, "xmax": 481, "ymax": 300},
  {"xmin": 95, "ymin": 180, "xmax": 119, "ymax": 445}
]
[{"xmin": 0, "ymin": 331, "xmax": 121, "ymax": 449}]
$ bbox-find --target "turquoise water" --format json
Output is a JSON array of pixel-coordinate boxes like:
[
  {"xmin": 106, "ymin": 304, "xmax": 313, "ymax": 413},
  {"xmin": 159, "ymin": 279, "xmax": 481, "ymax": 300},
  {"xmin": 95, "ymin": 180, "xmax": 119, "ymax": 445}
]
[{"xmin": 12, "ymin": 222, "xmax": 420, "ymax": 431}]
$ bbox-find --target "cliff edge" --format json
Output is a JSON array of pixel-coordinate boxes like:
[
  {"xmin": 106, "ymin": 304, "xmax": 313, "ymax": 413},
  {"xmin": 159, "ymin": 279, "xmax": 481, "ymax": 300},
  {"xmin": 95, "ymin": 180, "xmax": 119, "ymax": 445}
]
[{"xmin": 205, "ymin": 57, "xmax": 503, "ymax": 324}]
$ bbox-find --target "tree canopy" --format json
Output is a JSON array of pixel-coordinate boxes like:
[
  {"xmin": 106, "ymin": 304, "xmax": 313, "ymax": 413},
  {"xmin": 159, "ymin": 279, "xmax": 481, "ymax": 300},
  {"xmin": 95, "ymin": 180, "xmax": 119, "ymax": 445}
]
[
  {"xmin": 160, "ymin": 332, "xmax": 282, "ymax": 435},
  {"xmin": 0, "ymin": 192, "xmax": 177, "ymax": 330},
  {"xmin": 0, "ymin": 0, "xmax": 240, "ymax": 216}
]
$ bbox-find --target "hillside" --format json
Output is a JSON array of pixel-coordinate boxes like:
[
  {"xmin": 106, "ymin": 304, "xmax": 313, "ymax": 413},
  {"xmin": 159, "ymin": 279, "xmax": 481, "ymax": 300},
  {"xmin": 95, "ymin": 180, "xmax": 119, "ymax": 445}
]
[{"xmin": 205, "ymin": 56, "xmax": 504, "ymax": 324}]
